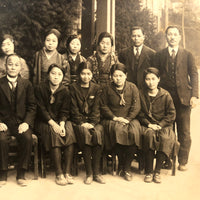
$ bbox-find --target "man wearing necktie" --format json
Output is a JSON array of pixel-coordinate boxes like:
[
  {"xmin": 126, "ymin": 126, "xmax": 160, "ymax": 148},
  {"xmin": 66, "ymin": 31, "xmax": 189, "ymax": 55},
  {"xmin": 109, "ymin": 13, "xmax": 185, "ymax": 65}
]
[
  {"xmin": 0, "ymin": 54, "xmax": 36, "ymax": 187},
  {"xmin": 118, "ymin": 26, "xmax": 155, "ymax": 89},
  {"xmin": 154, "ymin": 25, "xmax": 199, "ymax": 171}
]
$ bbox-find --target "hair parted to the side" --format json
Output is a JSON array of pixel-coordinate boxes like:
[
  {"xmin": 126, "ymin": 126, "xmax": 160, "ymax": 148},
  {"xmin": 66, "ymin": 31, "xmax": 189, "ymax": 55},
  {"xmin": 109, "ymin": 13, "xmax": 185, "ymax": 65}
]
[
  {"xmin": 47, "ymin": 63, "xmax": 65, "ymax": 76},
  {"xmin": 165, "ymin": 25, "xmax": 181, "ymax": 35},
  {"xmin": 143, "ymin": 67, "xmax": 160, "ymax": 80},
  {"xmin": 110, "ymin": 62, "xmax": 127, "ymax": 76},
  {"xmin": 97, "ymin": 32, "xmax": 114, "ymax": 46}
]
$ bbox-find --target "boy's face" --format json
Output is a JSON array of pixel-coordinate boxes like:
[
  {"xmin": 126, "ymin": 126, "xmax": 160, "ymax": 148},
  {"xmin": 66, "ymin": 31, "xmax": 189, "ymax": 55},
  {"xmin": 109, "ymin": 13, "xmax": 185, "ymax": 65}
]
[
  {"xmin": 44, "ymin": 33, "xmax": 58, "ymax": 51},
  {"xmin": 6, "ymin": 55, "xmax": 21, "ymax": 78},
  {"xmin": 131, "ymin": 29, "xmax": 145, "ymax": 47},
  {"xmin": 166, "ymin": 28, "xmax": 181, "ymax": 48}
]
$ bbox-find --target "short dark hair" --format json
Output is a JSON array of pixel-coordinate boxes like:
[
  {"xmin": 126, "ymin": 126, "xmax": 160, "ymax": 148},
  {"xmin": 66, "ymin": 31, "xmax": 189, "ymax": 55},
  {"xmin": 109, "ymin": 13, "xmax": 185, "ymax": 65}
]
[
  {"xmin": 66, "ymin": 35, "xmax": 81, "ymax": 49},
  {"xmin": 97, "ymin": 32, "xmax": 113, "ymax": 46},
  {"xmin": 143, "ymin": 67, "xmax": 160, "ymax": 80},
  {"xmin": 0, "ymin": 34, "xmax": 14, "ymax": 45},
  {"xmin": 77, "ymin": 62, "xmax": 92, "ymax": 76},
  {"xmin": 5, "ymin": 53, "xmax": 21, "ymax": 65},
  {"xmin": 130, "ymin": 26, "xmax": 145, "ymax": 35},
  {"xmin": 165, "ymin": 25, "xmax": 181, "ymax": 35},
  {"xmin": 47, "ymin": 63, "xmax": 65, "ymax": 76},
  {"xmin": 44, "ymin": 28, "xmax": 61, "ymax": 41},
  {"xmin": 110, "ymin": 63, "xmax": 127, "ymax": 76}
]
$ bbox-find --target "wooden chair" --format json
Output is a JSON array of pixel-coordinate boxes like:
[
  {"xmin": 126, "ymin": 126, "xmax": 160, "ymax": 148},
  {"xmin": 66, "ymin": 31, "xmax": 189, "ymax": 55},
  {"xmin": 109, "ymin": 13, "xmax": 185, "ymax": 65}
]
[{"xmin": 8, "ymin": 134, "xmax": 39, "ymax": 180}]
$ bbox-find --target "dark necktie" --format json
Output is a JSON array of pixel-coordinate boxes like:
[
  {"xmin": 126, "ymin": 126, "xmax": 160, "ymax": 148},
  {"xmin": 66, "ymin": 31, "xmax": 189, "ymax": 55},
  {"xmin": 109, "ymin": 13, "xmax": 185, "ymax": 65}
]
[
  {"xmin": 9, "ymin": 81, "xmax": 16, "ymax": 92},
  {"xmin": 171, "ymin": 49, "xmax": 176, "ymax": 61},
  {"xmin": 135, "ymin": 47, "xmax": 140, "ymax": 60}
]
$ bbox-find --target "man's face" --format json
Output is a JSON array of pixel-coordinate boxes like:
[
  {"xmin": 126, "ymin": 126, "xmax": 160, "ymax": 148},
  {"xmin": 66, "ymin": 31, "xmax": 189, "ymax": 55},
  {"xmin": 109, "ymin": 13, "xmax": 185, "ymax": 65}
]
[
  {"xmin": 166, "ymin": 28, "xmax": 181, "ymax": 48},
  {"xmin": 131, "ymin": 29, "xmax": 145, "ymax": 47},
  {"xmin": 6, "ymin": 55, "xmax": 21, "ymax": 78}
]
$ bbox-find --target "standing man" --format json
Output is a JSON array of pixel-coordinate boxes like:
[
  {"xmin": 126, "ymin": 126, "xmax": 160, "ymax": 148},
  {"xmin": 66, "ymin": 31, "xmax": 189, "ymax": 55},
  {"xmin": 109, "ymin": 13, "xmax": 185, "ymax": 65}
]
[
  {"xmin": 0, "ymin": 54, "xmax": 36, "ymax": 187},
  {"xmin": 118, "ymin": 26, "xmax": 155, "ymax": 89},
  {"xmin": 154, "ymin": 25, "xmax": 199, "ymax": 171}
]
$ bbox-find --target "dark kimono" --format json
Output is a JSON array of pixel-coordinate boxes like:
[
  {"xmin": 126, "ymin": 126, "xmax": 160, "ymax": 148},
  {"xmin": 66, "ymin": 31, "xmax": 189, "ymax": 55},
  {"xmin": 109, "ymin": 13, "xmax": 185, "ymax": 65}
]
[
  {"xmin": 101, "ymin": 81, "xmax": 141, "ymax": 150},
  {"xmin": 34, "ymin": 81, "xmax": 76, "ymax": 151},
  {"xmin": 87, "ymin": 51, "xmax": 118, "ymax": 86},
  {"xmin": 70, "ymin": 81, "xmax": 103, "ymax": 149},
  {"xmin": 63, "ymin": 52, "xmax": 86, "ymax": 83},
  {"xmin": 32, "ymin": 48, "xmax": 70, "ymax": 86},
  {"xmin": 138, "ymin": 87, "xmax": 176, "ymax": 157}
]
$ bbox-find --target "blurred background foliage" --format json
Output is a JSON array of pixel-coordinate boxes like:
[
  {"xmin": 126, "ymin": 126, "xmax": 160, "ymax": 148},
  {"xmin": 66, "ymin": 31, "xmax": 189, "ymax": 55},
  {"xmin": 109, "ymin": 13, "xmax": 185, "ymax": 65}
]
[{"xmin": 0, "ymin": 0, "xmax": 81, "ymax": 66}]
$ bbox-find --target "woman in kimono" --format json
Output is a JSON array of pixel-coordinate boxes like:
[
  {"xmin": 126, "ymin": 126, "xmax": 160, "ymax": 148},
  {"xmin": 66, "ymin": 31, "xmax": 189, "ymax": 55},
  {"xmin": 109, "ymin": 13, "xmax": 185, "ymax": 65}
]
[
  {"xmin": 32, "ymin": 28, "xmax": 70, "ymax": 86},
  {"xmin": 70, "ymin": 62, "xmax": 105, "ymax": 185},
  {"xmin": 35, "ymin": 64, "xmax": 76, "ymax": 186},
  {"xmin": 138, "ymin": 67, "xmax": 176, "ymax": 183},
  {"xmin": 63, "ymin": 35, "xmax": 86, "ymax": 83},
  {"xmin": 0, "ymin": 34, "xmax": 29, "ymax": 79},
  {"xmin": 101, "ymin": 63, "xmax": 141, "ymax": 181},
  {"xmin": 87, "ymin": 32, "xmax": 118, "ymax": 86}
]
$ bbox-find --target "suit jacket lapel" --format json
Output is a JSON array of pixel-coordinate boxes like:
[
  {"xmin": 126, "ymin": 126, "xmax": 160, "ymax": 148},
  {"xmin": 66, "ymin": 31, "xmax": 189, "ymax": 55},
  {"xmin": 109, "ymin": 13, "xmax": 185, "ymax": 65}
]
[
  {"xmin": 128, "ymin": 47, "xmax": 135, "ymax": 71},
  {"xmin": 138, "ymin": 45, "xmax": 146, "ymax": 69},
  {"xmin": 163, "ymin": 48, "xmax": 169, "ymax": 72},
  {"xmin": 16, "ymin": 77, "xmax": 25, "ymax": 103},
  {"xmin": 175, "ymin": 48, "xmax": 183, "ymax": 72},
  {"xmin": 0, "ymin": 77, "xmax": 11, "ymax": 103}
]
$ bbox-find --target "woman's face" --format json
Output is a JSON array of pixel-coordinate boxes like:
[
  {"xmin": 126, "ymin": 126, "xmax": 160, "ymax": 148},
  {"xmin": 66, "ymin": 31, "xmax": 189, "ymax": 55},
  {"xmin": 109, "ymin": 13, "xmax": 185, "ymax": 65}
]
[
  {"xmin": 69, "ymin": 38, "xmax": 81, "ymax": 54},
  {"xmin": 80, "ymin": 68, "xmax": 93, "ymax": 84},
  {"xmin": 44, "ymin": 33, "xmax": 58, "ymax": 51},
  {"xmin": 112, "ymin": 70, "xmax": 127, "ymax": 87},
  {"xmin": 98, "ymin": 37, "xmax": 112, "ymax": 54},
  {"xmin": 1, "ymin": 38, "xmax": 14, "ymax": 55},
  {"xmin": 49, "ymin": 67, "xmax": 63, "ymax": 86},
  {"xmin": 145, "ymin": 73, "xmax": 160, "ymax": 90}
]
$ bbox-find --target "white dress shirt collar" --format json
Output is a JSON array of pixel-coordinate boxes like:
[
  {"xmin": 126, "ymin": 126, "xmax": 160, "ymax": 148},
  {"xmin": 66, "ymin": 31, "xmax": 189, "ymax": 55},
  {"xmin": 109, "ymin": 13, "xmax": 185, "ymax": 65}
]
[
  {"xmin": 133, "ymin": 44, "xmax": 143, "ymax": 56},
  {"xmin": 168, "ymin": 46, "xmax": 179, "ymax": 56}
]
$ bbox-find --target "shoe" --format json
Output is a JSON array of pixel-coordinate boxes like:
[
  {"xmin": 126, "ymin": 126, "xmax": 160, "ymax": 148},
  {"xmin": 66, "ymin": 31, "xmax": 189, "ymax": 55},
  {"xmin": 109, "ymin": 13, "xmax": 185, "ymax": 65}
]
[
  {"xmin": 84, "ymin": 175, "xmax": 93, "ymax": 185},
  {"xmin": 153, "ymin": 173, "xmax": 161, "ymax": 183},
  {"xmin": 17, "ymin": 178, "xmax": 28, "ymax": 187},
  {"xmin": 55, "ymin": 174, "xmax": 67, "ymax": 186},
  {"xmin": 118, "ymin": 169, "xmax": 125, "ymax": 177},
  {"xmin": 65, "ymin": 174, "xmax": 74, "ymax": 184},
  {"xmin": 93, "ymin": 175, "xmax": 106, "ymax": 184},
  {"xmin": 144, "ymin": 174, "xmax": 153, "ymax": 183},
  {"xmin": 124, "ymin": 171, "xmax": 132, "ymax": 181},
  {"xmin": 178, "ymin": 164, "xmax": 188, "ymax": 171},
  {"xmin": 0, "ymin": 180, "xmax": 7, "ymax": 187}
]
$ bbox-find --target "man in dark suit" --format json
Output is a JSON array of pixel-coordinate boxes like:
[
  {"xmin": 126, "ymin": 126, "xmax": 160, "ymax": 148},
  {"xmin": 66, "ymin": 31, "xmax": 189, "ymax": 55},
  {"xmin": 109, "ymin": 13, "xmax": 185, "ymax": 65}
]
[
  {"xmin": 154, "ymin": 25, "xmax": 199, "ymax": 171},
  {"xmin": 118, "ymin": 26, "xmax": 155, "ymax": 89},
  {"xmin": 0, "ymin": 54, "xmax": 36, "ymax": 187}
]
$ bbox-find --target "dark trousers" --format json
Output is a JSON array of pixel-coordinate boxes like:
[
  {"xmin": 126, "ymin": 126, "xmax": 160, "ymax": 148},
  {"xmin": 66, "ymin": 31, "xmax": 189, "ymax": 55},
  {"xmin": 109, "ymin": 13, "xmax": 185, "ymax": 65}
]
[
  {"xmin": 171, "ymin": 91, "xmax": 191, "ymax": 165},
  {"xmin": 115, "ymin": 144, "xmax": 137, "ymax": 172},
  {"xmin": 0, "ymin": 123, "xmax": 33, "ymax": 180}
]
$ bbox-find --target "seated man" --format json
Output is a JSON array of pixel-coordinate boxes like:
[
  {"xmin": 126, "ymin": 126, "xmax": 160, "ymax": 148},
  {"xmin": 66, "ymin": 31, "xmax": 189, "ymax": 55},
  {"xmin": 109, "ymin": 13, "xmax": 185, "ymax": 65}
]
[{"xmin": 0, "ymin": 54, "xmax": 36, "ymax": 187}]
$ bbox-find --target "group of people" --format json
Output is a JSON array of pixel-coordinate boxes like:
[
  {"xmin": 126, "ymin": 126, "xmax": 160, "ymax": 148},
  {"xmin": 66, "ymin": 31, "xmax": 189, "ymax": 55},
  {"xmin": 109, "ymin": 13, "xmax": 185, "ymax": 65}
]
[{"xmin": 0, "ymin": 25, "xmax": 198, "ymax": 187}]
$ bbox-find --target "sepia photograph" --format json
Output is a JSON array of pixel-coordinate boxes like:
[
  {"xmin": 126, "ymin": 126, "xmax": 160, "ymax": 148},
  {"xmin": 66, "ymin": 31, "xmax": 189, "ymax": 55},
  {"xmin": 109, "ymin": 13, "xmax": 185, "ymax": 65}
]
[{"xmin": 0, "ymin": 0, "xmax": 199, "ymax": 199}]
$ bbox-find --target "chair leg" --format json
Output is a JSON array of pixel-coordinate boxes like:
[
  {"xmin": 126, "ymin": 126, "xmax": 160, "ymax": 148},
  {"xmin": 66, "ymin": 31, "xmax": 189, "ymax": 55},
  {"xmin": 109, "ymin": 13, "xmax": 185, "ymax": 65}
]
[
  {"xmin": 112, "ymin": 153, "xmax": 117, "ymax": 176},
  {"xmin": 172, "ymin": 145, "xmax": 176, "ymax": 176},
  {"xmin": 40, "ymin": 144, "xmax": 46, "ymax": 178}
]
